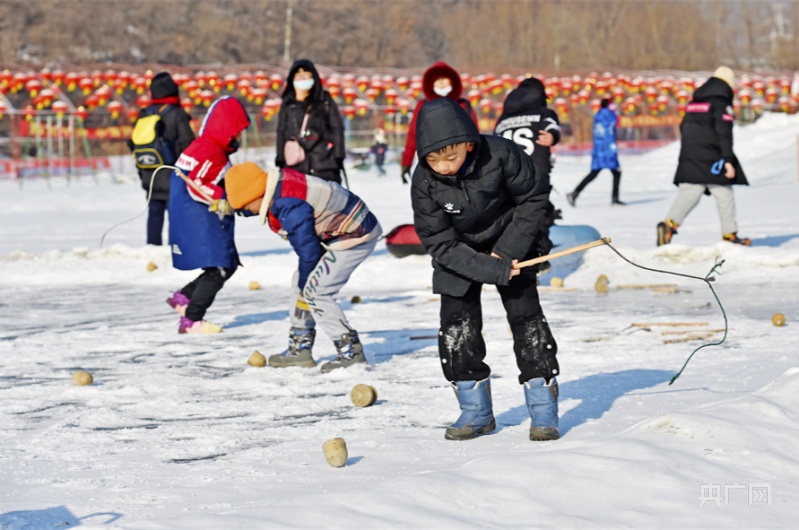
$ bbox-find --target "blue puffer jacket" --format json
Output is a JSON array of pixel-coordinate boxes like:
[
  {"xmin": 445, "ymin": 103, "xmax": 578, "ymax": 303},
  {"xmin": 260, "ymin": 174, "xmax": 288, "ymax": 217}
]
[{"xmin": 590, "ymin": 107, "xmax": 620, "ymax": 171}]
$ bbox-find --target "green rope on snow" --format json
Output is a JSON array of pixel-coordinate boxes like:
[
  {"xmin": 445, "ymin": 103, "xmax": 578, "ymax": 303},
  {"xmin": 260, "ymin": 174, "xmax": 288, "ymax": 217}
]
[{"xmin": 602, "ymin": 241, "xmax": 728, "ymax": 385}]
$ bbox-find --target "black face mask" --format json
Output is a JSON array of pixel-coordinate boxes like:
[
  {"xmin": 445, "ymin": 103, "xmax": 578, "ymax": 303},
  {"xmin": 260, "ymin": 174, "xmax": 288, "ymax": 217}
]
[{"xmin": 229, "ymin": 138, "xmax": 240, "ymax": 153}]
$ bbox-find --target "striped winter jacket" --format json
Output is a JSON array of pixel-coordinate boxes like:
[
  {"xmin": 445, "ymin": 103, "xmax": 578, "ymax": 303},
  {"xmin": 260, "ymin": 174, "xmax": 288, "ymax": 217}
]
[{"xmin": 259, "ymin": 168, "xmax": 382, "ymax": 289}]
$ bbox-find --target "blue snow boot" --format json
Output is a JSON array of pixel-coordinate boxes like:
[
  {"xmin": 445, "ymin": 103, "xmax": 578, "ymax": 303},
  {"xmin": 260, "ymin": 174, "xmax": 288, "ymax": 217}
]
[
  {"xmin": 524, "ymin": 377, "xmax": 560, "ymax": 441},
  {"xmin": 445, "ymin": 379, "xmax": 496, "ymax": 441}
]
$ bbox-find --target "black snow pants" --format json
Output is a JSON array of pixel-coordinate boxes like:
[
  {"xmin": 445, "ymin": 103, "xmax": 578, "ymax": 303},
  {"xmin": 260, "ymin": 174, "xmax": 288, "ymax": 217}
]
[
  {"xmin": 181, "ymin": 266, "xmax": 236, "ymax": 321},
  {"xmin": 438, "ymin": 270, "xmax": 559, "ymax": 385}
]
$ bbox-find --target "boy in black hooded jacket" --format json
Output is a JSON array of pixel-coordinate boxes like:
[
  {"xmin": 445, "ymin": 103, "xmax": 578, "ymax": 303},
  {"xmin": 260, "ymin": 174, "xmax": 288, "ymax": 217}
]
[{"xmin": 411, "ymin": 98, "xmax": 560, "ymax": 442}]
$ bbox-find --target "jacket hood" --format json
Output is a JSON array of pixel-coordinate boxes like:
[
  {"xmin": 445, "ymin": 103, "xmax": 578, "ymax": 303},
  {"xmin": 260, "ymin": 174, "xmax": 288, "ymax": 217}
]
[
  {"xmin": 415, "ymin": 98, "xmax": 481, "ymax": 161},
  {"xmin": 422, "ymin": 61, "xmax": 464, "ymax": 101},
  {"xmin": 281, "ymin": 58, "xmax": 324, "ymax": 103},
  {"xmin": 150, "ymin": 72, "xmax": 179, "ymax": 99},
  {"xmin": 692, "ymin": 77, "xmax": 734, "ymax": 103},
  {"xmin": 198, "ymin": 96, "xmax": 251, "ymax": 152},
  {"xmin": 502, "ymin": 77, "xmax": 547, "ymax": 115}
]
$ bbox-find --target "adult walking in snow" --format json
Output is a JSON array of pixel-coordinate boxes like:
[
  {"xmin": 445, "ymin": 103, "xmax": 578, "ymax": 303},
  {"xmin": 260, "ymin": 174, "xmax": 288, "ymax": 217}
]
[
  {"xmin": 400, "ymin": 61, "xmax": 478, "ymax": 184},
  {"xmin": 566, "ymin": 98, "xmax": 624, "ymax": 206},
  {"xmin": 657, "ymin": 66, "xmax": 750, "ymax": 246},
  {"xmin": 275, "ymin": 59, "xmax": 346, "ymax": 184}
]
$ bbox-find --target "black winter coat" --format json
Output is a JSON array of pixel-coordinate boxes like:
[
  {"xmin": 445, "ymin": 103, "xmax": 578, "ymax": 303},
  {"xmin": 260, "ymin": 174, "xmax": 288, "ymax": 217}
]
[
  {"xmin": 137, "ymin": 104, "xmax": 195, "ymax": 201},
  {"xmin": 411, "ymin": 98, "xmax": 551, "ymax": 297},
  {"xmin": 675, "ymin": 77, "xmax": 748, "ymax": 187},
  {"xmin": 276, "ymin": 59, "xmax": 346, "ymax": 183},
  {"xmin": 494, "ymin": 78, "xmax": 561, "ymax": 179}
]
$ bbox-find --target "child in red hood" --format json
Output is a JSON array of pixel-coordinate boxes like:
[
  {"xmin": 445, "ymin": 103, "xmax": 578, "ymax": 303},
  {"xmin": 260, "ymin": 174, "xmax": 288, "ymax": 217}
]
[
  {"xmin": 400, "ymin": 62, "xmax": 478, "ymax": 184},
  {"xmin": 166, "ymin": 96, "xmax": 251, "ymax": 334}
]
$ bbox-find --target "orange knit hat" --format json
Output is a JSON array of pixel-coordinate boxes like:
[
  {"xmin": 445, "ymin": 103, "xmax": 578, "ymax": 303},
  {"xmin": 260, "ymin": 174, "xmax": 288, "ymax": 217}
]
[{"xmin": 225, "ymin": 162, "xmax": 268, "ymax": 209}]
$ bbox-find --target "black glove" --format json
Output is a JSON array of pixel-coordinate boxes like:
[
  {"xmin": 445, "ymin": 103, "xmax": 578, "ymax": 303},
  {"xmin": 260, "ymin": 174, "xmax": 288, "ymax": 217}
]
[{"xmin": 401, "ymin": 165, "xmax": 411, "ymax": 184}]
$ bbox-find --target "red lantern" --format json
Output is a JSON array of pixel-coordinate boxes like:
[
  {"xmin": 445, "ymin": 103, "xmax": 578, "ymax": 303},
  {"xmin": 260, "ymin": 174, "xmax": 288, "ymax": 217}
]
[
  {"xmin": 353, "ymin": 98, "xmax": 369, "ymax": 117},
  {"xmin": 196, "ymin": 70, "xmax": 208, "ymax": 88},
  {"xmin": 104, "ymin": 69, "xmax": 118, "ymax": 85},
  {"xmin": 207, "ymin": 71, "xmax": 221, "ymax": 91},
  {"xmin": 622, "ymin": 97, "xmax": 637, "ymax": 116},
  {"xmin": 126, "ymin": 107, "xmax": 139, "ymax": 123},
  {"xmin": 74, "ymin": 106, "xmax": 89, "ymax": 122},
  {"xmin": 23, "ymin": 105, "xmax": 36, "ymax": 121},
  {"xmin": 778, "ymin": 95, "xmax": 792, "ymax": 113},
  {"xmin": 589, "ymin": 99, "xmax": 601, "ymax": 113},
  {"xmin": 752, "ymin": 98, "xmax": 765, "ymax": 114},
  {"xmin": 384, "ymin": 104, "xmax": 397, "ymax": 117},
  {"xmin": 397, "ymin": 98, "xmax": 411, "ymax": 115},
  {"xmin": 0, "ymin": 101, "xmax": 7, "ymax": 120},
  {"xmin": 137, "ymin": 94, "xmax": 151, "ymax": 108},
  {"xmin": 577, "ymin": 90, "xmax": 590, "ymax": 106},
  {"xmin": 254, "ymin": 70, "xmax": 268, "ymax": 88},
  {"xmin": 181, "ymin": 97, "xmax": 194, "ymax": 112},
  {"xmin": 38, "ymin": 88, "xmax": 55, "ymax": 108},
  {"xmin": 384, "ymin": 88, "xmax": 398, "ymax": 105},
  {"xmin": 342, "ymin": 87, "xmax": 357, "ymax": 104},
  {"xmin": 185, "ymin": 80, "xmax": 199, "ymax": 97},
  {"xmin": 342, "ymin": 105, "xmax": 356, "ymax": 119},
  {"xmin": 765, "ymin": 87, "xmax": 779, "ymax": 105},
  {"xmin": 223, "ymin": 73, "xmax": 238, "ymax": 92},
  {"xmin": 201, "ymin": 90, "xmax": 214, "ymax": 107},
  {"xmin": 51, "ymin": 101, "xmax": 68, "ymax": 118},
  {"xmin": 396, "ymin": 76, "xmax": 410, "ymax": 92},
  {"xmin": 612, "ymin": 87, "xmax": 626, "ymax": 104},
  {"xmin": 478, "ymin": 98, "xmax": 493, "ymax": 115},
  {"xmin": 365, "ymin": 88, "xmax": 379, "ymax": 102},
  {"xmin": 656, "ymin": 94, "xmax": 669, "ymax": 112},
  {"xmin": 356, "ymin": 76, "xmax": 369, "ymax": 92},
  {"xmin": 107, "ymin": 101, "xmax": 123, "ymax": 119},
  {"xmin": 78, "ymin": 77, "xmax": 94, "ymax": 95},
  {"xmin": 85, "ymin": 94, "xmax": 99, "ymax": 110},
  {"xmin": 25, "ymin": 79, "xmax": 42, "ymax": 97},
  {"xmin": 675, "ymin": 90, "xmax": 690, "ymax": 105},
  {"xmin": 408, "ymin": 80, "xmax": 423, "ymax": 99},
  {"xmin": 467, "ymin": 89, "xmax": 481, "ymax": 107},
  {"xmin": 133, "ymin": 77, "xmax": 148, "ymax": 95},
  {"xmin": 738, "ymin": 88, "xmax": 752, "ymax": 106},
  {"xmin": 260, "ymin": 103, "xmax": 273, "ymax": 122},
  {"xmin": 237, "ymin": 79, "xmax": 252, "ymax": 98},
  {"xmin": 251, "ymin": 88, "xmax": 267, "ymax": 105},
  {"xmin": 269, "ymin": 73, "xmax": 283, "ymax": 92},
  {"xmin": 554, "ymin": 97, "xmax": 569, "ymax": 115}
]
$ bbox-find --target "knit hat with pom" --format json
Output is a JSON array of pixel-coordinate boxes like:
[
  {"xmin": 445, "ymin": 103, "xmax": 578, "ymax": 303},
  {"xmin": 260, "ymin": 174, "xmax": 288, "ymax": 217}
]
[{"xmin": 225, "ymin": 162, "xmax": 269, "ymax": 209}]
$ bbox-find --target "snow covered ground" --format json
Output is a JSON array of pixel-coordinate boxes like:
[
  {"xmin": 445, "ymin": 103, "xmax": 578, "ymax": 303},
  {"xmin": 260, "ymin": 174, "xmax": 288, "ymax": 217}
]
[{"xmin": 2, "ymin": 112, "xmax": 798, "ymax": 529}]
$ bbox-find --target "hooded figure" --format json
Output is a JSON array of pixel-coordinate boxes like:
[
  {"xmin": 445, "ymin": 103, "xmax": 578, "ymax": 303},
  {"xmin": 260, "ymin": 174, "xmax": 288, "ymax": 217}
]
[
  {"xmin": 410, "ymin": 98, "xmax": 560, "ymax": 442},
  {"xmin": 169, "ymin": 96, "xmax": 251, "ymax": 272},
  {"xmin": 275, "ymin": 59, "xmax": 346, "ymax": 183},
  {"xmin": 131, "ymin": 71, "xmax": 195, "ymax": 245},
  {"xmin": 400, "ymin": 61, "xmax": 478, "ymax": 183},
  {"xmin": 674, "ymin": 75, "xmax": 747, "ymax": 186},
  {"xmin": 495, "ymin": 77, "xmax": 561, "ymax": 184},
  {"xmin": 658, "ymin": 67, "xmax": 751, "ymax": 247}
]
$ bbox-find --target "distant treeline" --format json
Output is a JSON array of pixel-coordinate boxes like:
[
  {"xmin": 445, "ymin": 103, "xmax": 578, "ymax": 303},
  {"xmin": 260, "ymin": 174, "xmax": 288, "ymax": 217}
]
[{"xmin": 1, "ymin": 0, "xmax": 798, "ymax": 72}]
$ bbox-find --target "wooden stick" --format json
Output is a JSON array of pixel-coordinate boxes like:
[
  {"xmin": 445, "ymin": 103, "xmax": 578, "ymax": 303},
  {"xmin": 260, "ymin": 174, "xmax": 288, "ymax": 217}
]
[
  {"xmin": 632, "ymin": 322, "xmax": 708, "ymax": 328},
  {"xmin": 662, "ymin": 329, "xmax": 725, "ymax": 336},
  {"xmin": 663, "ymin": 332, "xmax": 718, "ymax": 344},
  {"xmin": 514, "ymin": 237, "xmax": 611, "ymax": 270},
  {"xmin": 409, "ymin": 335, "xmax": 438, "ymax": 340},
  {"xmin": 175, "ymin": 168, "xmax": 215, "ymax": 203},
  {"xmin": 617, "ymin": 283, "xmax": 677, "ymax": 290}
]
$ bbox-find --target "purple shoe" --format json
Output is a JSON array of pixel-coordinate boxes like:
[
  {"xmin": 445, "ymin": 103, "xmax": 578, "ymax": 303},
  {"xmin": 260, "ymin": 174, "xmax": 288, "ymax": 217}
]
[
  {"xmin": 178, "ymin": 316, "xmax": 222, "ymax": 335},
  {"xmin": 166, "ymin": 291, "xmax": 190, "ymax": 317}
]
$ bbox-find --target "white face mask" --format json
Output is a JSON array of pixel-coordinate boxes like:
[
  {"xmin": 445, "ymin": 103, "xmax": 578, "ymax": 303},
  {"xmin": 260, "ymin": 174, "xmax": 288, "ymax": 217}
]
[
  {"xmin": 433, "ymin": 85, "xmax": 452, "ymax": 97},
  {"xmin": 294, "ymin": 78, "xmax": 314, "ymax": 91}
]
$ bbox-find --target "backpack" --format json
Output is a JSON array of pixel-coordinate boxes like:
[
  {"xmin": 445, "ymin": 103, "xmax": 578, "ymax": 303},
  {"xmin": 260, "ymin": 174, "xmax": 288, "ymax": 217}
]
[{"xmin": 128, "ymin": 105, "xmax": 177, "ymax": 170}]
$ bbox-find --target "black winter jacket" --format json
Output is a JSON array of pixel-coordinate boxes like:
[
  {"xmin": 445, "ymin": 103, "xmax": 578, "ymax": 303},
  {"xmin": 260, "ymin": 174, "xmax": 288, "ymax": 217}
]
[
  {"xmin": 137, "ymin": 104, "xmax": 195, "ymax": 201},
  {"xmin": 276, "ymin": 59, "xmax": 346, "ymax": 183},
  {"xmin": 675, "ymin": 77, "xmax": 748, "ymax": 187},
  {"xmin": 411, "ymin": 98, "xmax": 551, "ymax": 297},
  {"xmin": 494, "ymin": 78, "xmax": 561, "ymax": 179}
]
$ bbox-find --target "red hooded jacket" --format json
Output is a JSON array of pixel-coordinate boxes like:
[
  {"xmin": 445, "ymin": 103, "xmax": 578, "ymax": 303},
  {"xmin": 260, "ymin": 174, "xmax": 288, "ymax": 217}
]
[{"xmin": 401, "ymin": 62, "xmax": 478, "ymax": 168}]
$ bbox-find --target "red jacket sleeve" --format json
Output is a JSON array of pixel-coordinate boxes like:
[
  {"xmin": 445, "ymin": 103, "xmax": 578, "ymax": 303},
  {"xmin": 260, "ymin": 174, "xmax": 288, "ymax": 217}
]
[{"xmin": 401, "ymin": 100, "xmax": 425, "ymax": 168}]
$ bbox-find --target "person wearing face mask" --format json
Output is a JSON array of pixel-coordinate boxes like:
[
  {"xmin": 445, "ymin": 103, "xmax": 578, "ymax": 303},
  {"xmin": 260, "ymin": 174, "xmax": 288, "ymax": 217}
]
[
  {"xmin": 400, "ymin": 61, "xmax": 478, "ymax": 185},
  {"xmin": 166, "ymin": 96, "xmax": 251, "ymax": 334},
  {"xmin": 275, "ymin": 59, "xmax": 346, "ymax": 184}
]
